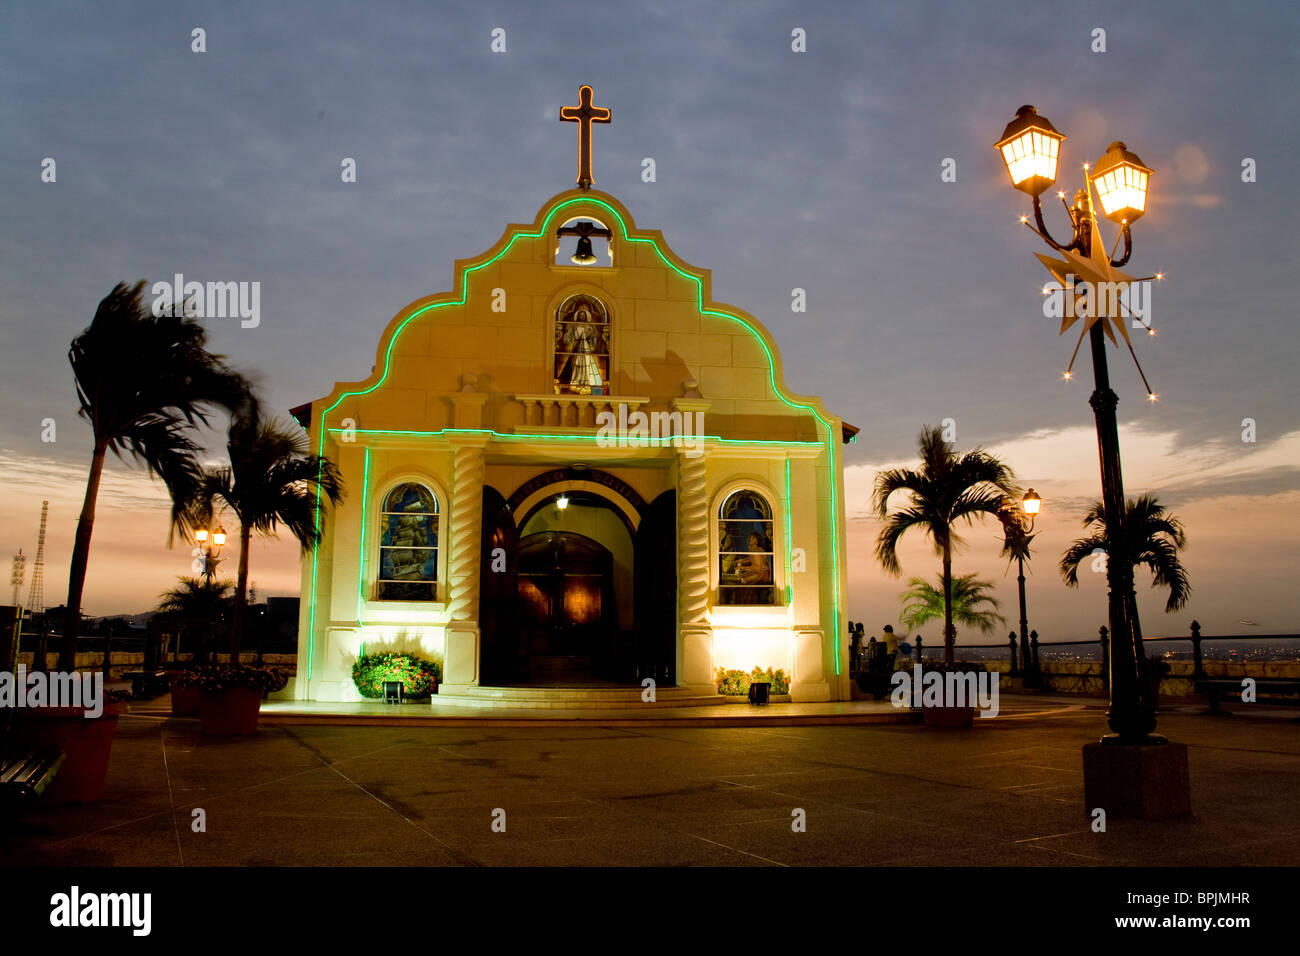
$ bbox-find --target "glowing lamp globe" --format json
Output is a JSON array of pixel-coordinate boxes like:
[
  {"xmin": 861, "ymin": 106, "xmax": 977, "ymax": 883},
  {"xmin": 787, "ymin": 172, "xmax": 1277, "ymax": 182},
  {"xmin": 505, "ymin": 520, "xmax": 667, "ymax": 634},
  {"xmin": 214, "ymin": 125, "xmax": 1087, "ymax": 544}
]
[
  {"xmin": 195, "ymin": 529, "xmax": 208, "ymax": 543},
  {"xmin": 1091, "ymin": 141, "xmax": 1152, "ymax": 224},
  {"xmin": 994, "ymin": 105, "xmax": 1064, "ymax": 197},
  {"xmin": 213, "ymin": 527, "xmax": 227, "ymax": 547},
  {"xmin": 1021, "ymin": 489, "xmax": 1041, "ymax": 516}
]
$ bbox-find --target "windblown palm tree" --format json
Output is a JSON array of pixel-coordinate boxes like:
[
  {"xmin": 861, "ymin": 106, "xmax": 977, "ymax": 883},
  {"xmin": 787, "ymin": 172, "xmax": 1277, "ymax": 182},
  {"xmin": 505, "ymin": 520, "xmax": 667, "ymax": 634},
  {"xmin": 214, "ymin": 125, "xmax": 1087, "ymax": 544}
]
[
  {"xmin": 1060, "ymin": 494, "xmax": 1191, "ymax": 612},
  {"xmin": 899, "ymin": 573, "xmax": 1006, "ymax": 635},
  {"xmin": 996, "ymin": 500, "xmax": 1037, "ymax": 569},
  {"xmin": 155, "ymin": 576, "xmax": 234, "ymax": 664},
  {"xmin": 186, "ymin": 416, "xmax": 344, "ymax": 662},
  {"xmin": 873, "ymin": 425, "xmax": 1019, "ymax": 664},
  {"xmin": 61, "ymin": 282, "xmax": 255, "ymax": 670}
]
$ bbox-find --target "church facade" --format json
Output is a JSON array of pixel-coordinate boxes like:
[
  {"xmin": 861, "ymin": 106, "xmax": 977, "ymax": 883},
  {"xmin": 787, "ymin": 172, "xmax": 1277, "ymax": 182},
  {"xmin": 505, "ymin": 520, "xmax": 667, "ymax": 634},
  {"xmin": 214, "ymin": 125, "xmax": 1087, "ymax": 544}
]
[{"xmin": 289, "ymin": 185, "xmax": 853, "ymax": 704}]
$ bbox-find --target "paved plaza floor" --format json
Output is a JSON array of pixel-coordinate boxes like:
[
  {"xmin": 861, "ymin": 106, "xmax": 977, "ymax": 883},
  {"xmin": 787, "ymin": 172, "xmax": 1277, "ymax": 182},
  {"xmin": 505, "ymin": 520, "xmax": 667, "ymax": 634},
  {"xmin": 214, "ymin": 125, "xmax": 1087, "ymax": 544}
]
[{"xmin": 3, "ymin": 696, "xmax": 1297, "ymax": 866}]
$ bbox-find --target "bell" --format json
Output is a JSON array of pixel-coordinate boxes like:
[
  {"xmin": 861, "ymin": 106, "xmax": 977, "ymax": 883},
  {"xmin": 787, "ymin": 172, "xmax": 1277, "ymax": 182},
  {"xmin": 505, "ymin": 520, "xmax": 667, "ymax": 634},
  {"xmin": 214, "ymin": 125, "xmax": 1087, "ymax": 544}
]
[{"xmin": 570, "ymin": 235, "xmax": 598, "ymax": 265}]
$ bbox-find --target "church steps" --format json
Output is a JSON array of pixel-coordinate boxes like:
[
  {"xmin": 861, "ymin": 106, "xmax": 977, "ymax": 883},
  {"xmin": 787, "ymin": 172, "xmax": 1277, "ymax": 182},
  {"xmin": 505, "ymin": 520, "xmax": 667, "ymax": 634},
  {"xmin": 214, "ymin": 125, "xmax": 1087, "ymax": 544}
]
[{"xmin": 432, "ymin": 685, "xmax": 725, "ymax": 709}]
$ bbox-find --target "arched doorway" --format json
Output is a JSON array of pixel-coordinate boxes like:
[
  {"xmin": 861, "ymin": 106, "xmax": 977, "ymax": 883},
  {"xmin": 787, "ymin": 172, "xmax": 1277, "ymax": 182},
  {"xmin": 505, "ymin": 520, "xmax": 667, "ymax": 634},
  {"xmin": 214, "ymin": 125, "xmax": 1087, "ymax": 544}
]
[
  {"xmin": 478, "ymin": 469, "xmax": 676, "ymax": 687},
  {"xmin": 515, "ymin": 489, "xmax": 634, "ymax": 683}
]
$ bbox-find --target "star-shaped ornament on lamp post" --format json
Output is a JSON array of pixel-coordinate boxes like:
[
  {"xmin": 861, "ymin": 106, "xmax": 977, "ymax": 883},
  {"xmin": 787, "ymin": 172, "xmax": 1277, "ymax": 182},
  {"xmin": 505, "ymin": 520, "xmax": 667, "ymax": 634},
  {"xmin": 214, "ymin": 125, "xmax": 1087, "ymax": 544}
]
[{"xmin": 995, "ymin": 105, "xmax": 1190, "ymax": 818}]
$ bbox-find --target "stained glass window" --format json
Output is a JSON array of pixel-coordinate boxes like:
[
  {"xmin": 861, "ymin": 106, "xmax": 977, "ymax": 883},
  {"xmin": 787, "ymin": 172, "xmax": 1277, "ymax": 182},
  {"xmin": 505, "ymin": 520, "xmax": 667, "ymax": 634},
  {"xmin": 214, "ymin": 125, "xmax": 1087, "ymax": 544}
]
[
  {"xmin": 377, "ymin": 483, "xmax": 438, "ymax": 601},
  {"xmin": 718, "ymin": 490, "xmax": 776, "ymax": 605},
  {"xmin": 553, "ymin": 294, "xmax": 610, "ymax": 395}
]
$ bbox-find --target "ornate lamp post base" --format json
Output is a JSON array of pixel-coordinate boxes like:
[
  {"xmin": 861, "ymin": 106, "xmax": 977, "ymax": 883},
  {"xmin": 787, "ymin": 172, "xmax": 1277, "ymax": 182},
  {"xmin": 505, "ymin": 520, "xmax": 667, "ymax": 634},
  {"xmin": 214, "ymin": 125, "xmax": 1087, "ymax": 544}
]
[{"xmin": 1083, "ymin": 739, "xmax": 1191, "ymax": 819}]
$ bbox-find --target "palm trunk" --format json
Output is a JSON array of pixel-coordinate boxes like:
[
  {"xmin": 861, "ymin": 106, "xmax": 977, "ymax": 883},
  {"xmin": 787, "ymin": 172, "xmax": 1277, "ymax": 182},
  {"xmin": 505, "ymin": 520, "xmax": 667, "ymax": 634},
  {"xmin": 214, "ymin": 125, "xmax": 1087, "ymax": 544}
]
[
  {"xmin": 229, "ymin": 524, "xmax": 251, "ymax": 664},
  {"xmin": 942, "ymin": 539, "xmax": 954, "ymax": 666},
  {"xmin": 59, "ymin": 439, "xmax": 108, "ymax": 672}
]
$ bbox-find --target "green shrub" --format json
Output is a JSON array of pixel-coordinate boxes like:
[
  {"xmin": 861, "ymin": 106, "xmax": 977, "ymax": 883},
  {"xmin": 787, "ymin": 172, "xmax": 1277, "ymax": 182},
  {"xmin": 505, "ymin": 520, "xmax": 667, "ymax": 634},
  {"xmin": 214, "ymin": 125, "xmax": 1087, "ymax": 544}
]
[
  {"xmin": 351, "ymin": 652, "xmax": 442, "ymax": 700},
  {"xmin": 714, "ymin": 666, "xmax": 791, "ymax": 696}
]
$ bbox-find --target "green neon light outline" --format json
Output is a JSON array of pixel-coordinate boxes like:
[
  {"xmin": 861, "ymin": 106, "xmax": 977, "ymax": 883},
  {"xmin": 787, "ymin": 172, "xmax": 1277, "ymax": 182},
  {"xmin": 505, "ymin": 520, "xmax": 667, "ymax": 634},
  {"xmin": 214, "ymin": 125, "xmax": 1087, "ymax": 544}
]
[
  {"xmin": 326, "ymin": 426, "xmax": 821, "ymax": 447},
  {"xmin": 307, "ymin": 196, "xmax": 842, "ymax": 683},
  {"xmin": 784, "ymin": 459, "xmax": 793, "ymax": 605},
  {"xmin": 356, "ymin": 447, "xmax": 370, "ymax": 625}
]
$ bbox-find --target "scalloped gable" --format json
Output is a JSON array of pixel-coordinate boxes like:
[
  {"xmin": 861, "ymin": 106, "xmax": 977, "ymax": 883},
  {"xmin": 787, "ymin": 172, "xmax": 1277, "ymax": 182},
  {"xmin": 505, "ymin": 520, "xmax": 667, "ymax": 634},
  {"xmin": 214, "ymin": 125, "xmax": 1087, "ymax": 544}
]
[{"xmin": 301, "ymin": 189, "xmax": 846, "ymax": 444}]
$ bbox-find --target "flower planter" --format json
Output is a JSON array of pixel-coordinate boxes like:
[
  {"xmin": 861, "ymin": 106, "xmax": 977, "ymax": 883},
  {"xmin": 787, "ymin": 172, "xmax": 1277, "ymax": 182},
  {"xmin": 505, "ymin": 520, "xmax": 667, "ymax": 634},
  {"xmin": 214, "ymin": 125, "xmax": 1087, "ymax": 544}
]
[
  {"xmin": 171, "ymin": 683, "xmax": 201, "ymax": 717},
  {"xmin": 14, "ymin": 701, "xmax": 126, "ymax": 804},
  {"xmin": 198, "ymin": 686, "xmax": 263, "ymax": 735},
  {"xmin": 922, "ymin": 704, "xmax": 976, "ymax": 728}
]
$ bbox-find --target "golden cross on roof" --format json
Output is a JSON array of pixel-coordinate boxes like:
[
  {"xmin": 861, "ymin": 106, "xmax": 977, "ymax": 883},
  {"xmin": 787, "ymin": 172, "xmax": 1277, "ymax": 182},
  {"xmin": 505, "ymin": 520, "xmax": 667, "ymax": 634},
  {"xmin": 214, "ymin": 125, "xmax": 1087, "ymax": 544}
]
[{"xmin": 560, "ymin": 85, "xmax": 611, "ymax": 190}]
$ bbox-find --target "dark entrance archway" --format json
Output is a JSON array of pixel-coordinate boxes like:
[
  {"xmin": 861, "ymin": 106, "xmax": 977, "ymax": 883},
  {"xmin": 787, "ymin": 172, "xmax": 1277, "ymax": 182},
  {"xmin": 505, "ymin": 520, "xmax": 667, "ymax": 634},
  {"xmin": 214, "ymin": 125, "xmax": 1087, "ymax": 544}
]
[{"xmin": 477, "ymin": 472, "xmax": 678, "ymax": 687}]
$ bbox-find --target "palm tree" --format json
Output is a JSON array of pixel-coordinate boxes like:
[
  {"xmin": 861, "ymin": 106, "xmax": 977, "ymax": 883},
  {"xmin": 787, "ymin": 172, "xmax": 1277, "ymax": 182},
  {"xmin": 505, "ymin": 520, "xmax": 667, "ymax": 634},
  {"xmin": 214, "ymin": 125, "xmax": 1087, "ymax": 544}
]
[
  {"xmin": 997, "ymin": 498, "xmax": 1037, "ymax": 668},
  {"xmin": 186, "ymin": 416, "xmax": 344, "ymax": 662},
  {"xmin": 873, "ymin": 425, "xmax": 1019, "ymax": 665},
  {"xmin": 155, "ymin": 576, "xmax": 234, "ymax": 664},
  {"xmin": 899, "ymin": 573, "xmax": 1006, "ymax": 635},
  {"xmin": 996, "ymin": 500, "xmax": 1036, "ymax": 570},
  {"xmin": 1060, "ymin": 494, "xmax": 1191, "ymax": 612},
  {"xmin": 60, "ymin": 282, "xmax": 255, "ymax": 671}
]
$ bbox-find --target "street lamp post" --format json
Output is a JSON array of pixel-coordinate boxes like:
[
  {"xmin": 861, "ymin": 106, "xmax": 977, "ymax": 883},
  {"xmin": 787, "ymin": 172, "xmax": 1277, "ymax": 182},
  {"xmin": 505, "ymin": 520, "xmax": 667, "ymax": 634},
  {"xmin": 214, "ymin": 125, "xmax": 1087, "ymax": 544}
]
[
  {"xmin": 1017, "ymin": 489, "xmax": 1040, "ymax": 686},
  {"xmin": 194, "ymin": 525, "xmax": 226, "ymax": 585},
  {"xmin": 996, "ymin": 105, "xmax": 1189, "ymax": 817}
]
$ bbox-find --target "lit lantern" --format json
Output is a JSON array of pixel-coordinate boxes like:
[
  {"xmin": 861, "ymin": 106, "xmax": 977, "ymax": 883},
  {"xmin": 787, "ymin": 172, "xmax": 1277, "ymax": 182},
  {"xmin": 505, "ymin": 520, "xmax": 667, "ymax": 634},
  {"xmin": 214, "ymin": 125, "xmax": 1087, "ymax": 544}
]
[
  {"xmin": 1091, "ymin": 141, "xmax": 1152, "ymax": 224},
  {"xmin": 212, "ymin": 526, "xmax": 227, "ymax": 547},
  {"xmin": 1021, "ymin": 489, "xmax": 1041, "ymax": 517},
  {"xmin": 994, "ymin": 105, "xmax": 1064, "ymax": 197}
]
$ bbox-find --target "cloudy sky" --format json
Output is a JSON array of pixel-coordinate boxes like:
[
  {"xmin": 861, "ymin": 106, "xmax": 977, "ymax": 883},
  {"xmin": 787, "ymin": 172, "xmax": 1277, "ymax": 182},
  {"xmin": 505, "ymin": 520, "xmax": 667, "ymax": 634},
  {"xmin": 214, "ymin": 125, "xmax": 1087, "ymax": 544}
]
[{"xmin": 2, "ymin": 0, "xmax": 1296, "ymax": 641}]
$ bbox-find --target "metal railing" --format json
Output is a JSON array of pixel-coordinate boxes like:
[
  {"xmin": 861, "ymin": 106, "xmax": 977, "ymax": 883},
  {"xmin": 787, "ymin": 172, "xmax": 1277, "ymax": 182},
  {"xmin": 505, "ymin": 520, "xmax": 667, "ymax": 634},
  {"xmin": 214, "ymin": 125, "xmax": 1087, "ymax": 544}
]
[{"xmin": 882, "ymin": 622, "xmax": 1300, "ymax": 695}]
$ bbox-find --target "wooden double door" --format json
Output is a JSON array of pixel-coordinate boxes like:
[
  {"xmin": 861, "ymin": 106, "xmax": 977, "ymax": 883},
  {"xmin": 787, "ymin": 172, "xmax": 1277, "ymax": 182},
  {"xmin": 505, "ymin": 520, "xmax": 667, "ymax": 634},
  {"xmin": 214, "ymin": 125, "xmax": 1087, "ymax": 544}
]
[{"xmin": 479, "ymin": 486, "xmax": 676, "ymax": 685}]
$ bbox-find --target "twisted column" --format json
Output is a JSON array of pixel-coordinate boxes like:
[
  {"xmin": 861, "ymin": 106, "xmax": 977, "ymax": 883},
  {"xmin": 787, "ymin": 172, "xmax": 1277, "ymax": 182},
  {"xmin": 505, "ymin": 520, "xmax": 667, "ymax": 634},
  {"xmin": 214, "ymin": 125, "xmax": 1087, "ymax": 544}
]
[
  {"xmin": 447, "ymin": 443, "xmax": 485, "ymax": 621},
  {"xmin": 677, "ymin": 451, "xmax": 709, "ymax": 624}
]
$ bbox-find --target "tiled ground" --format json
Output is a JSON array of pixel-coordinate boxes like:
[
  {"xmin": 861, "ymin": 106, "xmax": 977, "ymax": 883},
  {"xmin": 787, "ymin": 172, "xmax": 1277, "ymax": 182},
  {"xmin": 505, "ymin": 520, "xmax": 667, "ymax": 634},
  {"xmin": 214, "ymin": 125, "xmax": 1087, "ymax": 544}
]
[{"xmin": 3, "ymin": 699, "xmax": 1297, "ymax": 866}]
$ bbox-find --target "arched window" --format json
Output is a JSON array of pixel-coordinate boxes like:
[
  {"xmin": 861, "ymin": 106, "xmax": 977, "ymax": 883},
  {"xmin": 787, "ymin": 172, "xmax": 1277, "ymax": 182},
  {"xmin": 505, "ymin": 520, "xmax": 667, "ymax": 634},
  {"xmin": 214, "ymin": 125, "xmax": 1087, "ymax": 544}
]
[
  {"xmin": 718, "ymin": 490, "xmax": 776, "ymax": 606},
  {"xmin": 553, "ymin": 294, "xmax": 610, "ymax": 395},
  {"xmin": 377, "ymin": 483, "xmax": 438, "ymax": 601}
]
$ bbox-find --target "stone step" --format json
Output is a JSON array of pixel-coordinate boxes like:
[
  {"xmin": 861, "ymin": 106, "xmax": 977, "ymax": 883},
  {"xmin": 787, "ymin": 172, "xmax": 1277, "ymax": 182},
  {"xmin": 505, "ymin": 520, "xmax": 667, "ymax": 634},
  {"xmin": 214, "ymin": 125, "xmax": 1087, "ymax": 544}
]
[{"xmin": 432, "ymin": 685, "xmax": 725, "ymax": 710}]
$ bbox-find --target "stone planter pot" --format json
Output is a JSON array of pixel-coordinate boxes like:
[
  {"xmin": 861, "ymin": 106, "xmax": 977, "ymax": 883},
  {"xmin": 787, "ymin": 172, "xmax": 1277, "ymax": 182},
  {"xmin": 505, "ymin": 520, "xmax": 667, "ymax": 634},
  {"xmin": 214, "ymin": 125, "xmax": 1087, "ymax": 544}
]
[
  {"xmin": 198, "ymin": 686, "xmax": 262, "ymax": 735},
  {"xmin": 13, "ymin": 701, "xmax": 126, "ymax": 804},
  {"xmin": 922, "ymin": 704, "xmax": 976, "ymax": 728},
  {"xmin": 171, "ymin": 683, "xmax": 201, "ymax": 717}
]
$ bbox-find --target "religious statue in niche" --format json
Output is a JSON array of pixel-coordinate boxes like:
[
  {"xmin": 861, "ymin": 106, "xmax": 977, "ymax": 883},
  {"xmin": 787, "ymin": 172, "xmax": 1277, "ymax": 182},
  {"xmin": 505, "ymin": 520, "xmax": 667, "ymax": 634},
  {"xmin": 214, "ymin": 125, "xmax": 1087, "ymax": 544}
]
[{"xmin": 553, "ymin": 294, "xmax": 610, "ymax": 395}]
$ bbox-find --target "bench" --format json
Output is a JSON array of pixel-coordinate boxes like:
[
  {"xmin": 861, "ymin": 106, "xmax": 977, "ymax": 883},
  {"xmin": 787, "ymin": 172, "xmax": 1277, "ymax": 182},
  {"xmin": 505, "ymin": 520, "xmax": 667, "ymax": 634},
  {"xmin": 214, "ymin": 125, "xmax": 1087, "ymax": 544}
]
[
  {"xmin": 1196, "ymin": 676, "xmax": 1300, "ymax": 715},
  {"xmin": 122, "ymin": 670, "xmax": 170, "ymax": 699},
  {"xmin": 0, "ymin": 752, "xmax": 65, "ymax": 805}
]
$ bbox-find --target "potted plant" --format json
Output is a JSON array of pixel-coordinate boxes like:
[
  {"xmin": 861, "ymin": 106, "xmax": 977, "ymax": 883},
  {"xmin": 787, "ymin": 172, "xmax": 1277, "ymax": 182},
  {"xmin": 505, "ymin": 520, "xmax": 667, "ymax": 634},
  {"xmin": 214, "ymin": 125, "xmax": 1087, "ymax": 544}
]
[
  {"xmin": 918, "ymin": 664, "xmax": 979, "ymax": 728},
  {"xmin": 922, "ymin": 698, "xmax": 976, "ymax": 728},
  {"xmin": 194, "ymin": 664, "xmax": 285, "ymax": 735},
  {"xmin": 170, "ymin": 668, "xmax": 202, "ymax": 717},
  {"xmin": 714, "ymin": 667, "xmax": 792, "ymax": 702},
  {"xmin": 13, "ymin": 689, "xmax": 132, "ymax": 804},
  {"xmin": 351, "ymin": 652, "xmax": 442, "ymax": 700}
]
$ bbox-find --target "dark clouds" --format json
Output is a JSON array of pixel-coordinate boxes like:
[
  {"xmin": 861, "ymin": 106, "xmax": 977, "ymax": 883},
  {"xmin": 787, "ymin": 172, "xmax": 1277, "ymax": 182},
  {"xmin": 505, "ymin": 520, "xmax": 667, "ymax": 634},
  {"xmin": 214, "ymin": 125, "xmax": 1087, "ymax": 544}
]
[{"xmin": 1, "ymin": 0, "xmax": 1297, "ymax": 617}]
